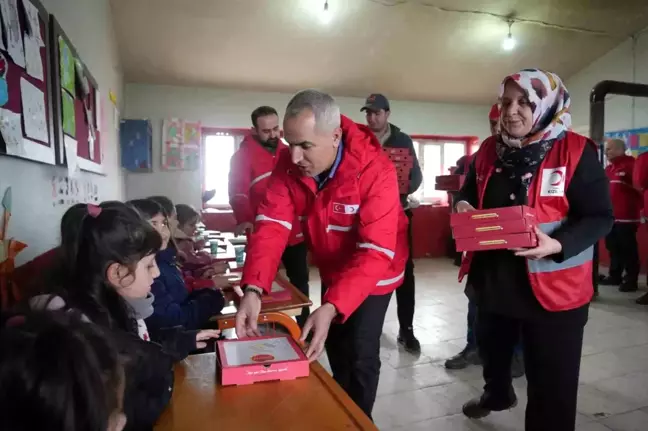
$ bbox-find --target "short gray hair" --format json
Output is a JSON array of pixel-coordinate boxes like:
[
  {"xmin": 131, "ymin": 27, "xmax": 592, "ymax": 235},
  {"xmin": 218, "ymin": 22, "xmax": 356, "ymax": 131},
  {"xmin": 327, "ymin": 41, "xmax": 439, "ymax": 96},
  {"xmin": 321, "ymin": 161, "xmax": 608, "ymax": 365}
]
[
  {"xmin": 608, "ymin": 138, "xmax": 627, "ymax": 150},
  {"xmin": 285, "ymin": 89, "xmax": 341, "ymax": 133}
]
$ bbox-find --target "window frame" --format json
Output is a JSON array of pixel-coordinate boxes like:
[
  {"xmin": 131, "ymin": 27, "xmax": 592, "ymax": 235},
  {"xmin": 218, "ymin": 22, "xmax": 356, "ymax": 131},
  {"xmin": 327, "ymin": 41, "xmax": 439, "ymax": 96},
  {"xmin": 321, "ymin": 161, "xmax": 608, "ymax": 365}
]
[
  {"xmin": 410, "ymin": 134, "xmax": 480, "ymax": 204},
  {"xmin": 201, "ymin": 127, "xmax": 250, "ymax": 210}
]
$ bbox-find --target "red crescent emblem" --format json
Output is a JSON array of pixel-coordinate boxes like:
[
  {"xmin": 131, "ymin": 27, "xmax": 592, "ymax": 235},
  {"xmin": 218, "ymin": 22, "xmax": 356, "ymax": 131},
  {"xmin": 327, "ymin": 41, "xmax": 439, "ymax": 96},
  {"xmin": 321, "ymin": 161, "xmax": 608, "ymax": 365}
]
[{"xmin": 550, "ymin": 170, "xmax": 564, "ymax": 186}]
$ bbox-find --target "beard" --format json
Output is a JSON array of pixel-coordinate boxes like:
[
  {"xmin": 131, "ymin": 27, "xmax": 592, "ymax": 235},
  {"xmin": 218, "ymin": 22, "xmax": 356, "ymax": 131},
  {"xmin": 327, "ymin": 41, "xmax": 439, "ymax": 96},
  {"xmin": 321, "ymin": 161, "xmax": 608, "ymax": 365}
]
[{"xmin": 260, "ymin": 137, "xmax": 279, "ymax": 152}]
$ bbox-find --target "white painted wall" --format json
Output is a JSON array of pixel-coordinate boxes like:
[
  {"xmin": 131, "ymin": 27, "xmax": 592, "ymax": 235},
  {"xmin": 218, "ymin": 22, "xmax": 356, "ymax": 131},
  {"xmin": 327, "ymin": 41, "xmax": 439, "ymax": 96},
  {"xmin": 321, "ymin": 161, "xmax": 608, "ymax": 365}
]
[
  {"xmin": 567, "ymin": 32, "xmax": 648, "ymax": 135},
  {"xmin": 0, "ymin": 0, "xmax": 123, "ymax": 263},
  {"xmin": 123, "ymin": 83, "xmax": 491, "ymax": 208}
]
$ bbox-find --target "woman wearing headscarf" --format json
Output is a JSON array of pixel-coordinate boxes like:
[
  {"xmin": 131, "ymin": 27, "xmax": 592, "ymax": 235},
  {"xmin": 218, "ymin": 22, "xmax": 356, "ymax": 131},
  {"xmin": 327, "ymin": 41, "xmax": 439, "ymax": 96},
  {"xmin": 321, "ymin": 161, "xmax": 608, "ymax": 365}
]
[{"xmin": 454, "ymin": 69, "xmax": 613, "ymax": 431}]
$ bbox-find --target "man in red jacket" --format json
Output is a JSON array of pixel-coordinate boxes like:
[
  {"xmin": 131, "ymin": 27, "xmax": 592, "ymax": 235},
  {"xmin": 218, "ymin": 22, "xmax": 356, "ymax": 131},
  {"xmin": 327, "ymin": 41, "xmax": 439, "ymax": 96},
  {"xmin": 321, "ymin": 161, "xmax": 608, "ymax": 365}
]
[
  {"xmin": 235, "ymin": 90, "xmax": 408, "ymax": 419},
  {"xmin": 228, "ymin": 106, "xmax": 310, "ymax": 326},
  {"xmin": 633, "ymin": 150, "xmax": 648, "ymax": 304},
  {"xmin": 601, "ymin": 139, "xmax": 642, "ymax": 292}
]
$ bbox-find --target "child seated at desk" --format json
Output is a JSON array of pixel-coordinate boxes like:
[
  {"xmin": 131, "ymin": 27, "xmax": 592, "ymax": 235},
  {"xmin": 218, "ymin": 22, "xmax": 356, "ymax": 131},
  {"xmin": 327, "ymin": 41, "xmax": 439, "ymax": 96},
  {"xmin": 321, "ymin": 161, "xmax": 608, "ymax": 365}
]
[
  {"xmin": 128, "ymin": 199, "xmax": 226, "ymax": 331},
  {"xmin": 174, "ymin": 203, "xmax": 229, "ymax": 278},
  {"xmin": 29, "ymin": 202, "xmax": 220, "ymax": 430},
  {"xmin": 0, "ymin": 311, "xmax": 127, "ymax": 431}
]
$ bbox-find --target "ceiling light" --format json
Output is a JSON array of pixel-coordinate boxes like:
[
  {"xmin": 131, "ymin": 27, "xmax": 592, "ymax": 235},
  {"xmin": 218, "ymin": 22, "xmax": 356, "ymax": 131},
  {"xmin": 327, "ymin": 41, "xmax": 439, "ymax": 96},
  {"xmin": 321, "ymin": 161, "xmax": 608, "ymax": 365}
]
[
  {"xmin": 320, "ymin": 1, "xmax": 332, "ymax": 25},
  {"xmin": 502, "ymin": 21, "xmax": 516, "ymax": 51}
]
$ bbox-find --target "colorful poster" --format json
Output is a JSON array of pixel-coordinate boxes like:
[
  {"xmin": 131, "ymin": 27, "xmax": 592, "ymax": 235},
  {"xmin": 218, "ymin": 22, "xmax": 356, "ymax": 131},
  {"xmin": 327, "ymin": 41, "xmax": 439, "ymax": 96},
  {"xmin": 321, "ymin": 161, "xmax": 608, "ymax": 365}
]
[
  {"xmin": 184, "ymin": 121, "xmax": 201, "ymax": 146},
  {"xmin": 161, "ymin": 118, "xmax": 202, "ymax": 171},
  {"xmin": 59, "ymin": 37, "xmax": 75, "ymax": 95},
  {"xmin": 604, "ymin": 128, "xmax": 648, "ymax": 158},
  {"xmin": 61, "ymin": 90, "xmax": 75, "ymax": 136}
]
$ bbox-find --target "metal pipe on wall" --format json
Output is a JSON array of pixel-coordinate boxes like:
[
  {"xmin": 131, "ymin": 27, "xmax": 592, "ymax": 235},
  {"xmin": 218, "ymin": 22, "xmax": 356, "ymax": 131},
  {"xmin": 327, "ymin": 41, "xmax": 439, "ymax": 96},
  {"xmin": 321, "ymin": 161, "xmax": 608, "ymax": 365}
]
[{"xmin": 588, "ymin": 80, "xmax": 648, "ymax": 294}]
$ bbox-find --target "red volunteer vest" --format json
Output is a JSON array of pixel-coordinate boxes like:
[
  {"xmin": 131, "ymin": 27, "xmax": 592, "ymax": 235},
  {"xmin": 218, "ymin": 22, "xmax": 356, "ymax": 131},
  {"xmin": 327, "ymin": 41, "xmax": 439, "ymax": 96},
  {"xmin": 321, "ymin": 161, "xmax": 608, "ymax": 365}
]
[{"xmin": 459, "ymin": 132, "xmax": 594, "ymax": 312}]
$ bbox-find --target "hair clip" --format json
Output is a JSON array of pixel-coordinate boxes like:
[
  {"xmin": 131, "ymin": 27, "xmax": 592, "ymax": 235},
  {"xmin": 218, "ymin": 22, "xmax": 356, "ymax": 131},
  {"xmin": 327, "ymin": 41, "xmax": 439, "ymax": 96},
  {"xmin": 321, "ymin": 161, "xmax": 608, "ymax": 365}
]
[
  {"xmin": 87, "ymin": 204, "xmax": 102, "ymax": 218},
  {"xmin": 6, "ymin": 315, "xmax": 26, "ymax": 327}
]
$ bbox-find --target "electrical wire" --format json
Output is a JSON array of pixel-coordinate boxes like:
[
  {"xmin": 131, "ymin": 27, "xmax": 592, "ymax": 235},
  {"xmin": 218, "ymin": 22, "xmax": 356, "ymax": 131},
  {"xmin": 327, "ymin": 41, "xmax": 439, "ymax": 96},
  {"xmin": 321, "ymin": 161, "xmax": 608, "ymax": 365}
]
[{"xmin": 366, "ymin": 0, "xmax": 610, "ymax": 36}]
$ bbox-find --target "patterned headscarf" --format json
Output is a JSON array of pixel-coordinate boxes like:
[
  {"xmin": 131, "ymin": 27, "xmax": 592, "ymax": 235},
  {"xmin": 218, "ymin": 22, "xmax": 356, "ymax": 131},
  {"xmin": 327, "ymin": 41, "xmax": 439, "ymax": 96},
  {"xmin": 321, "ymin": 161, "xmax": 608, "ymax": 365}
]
[
  {"xmin": 499, "ymin": 69, "xmax": 571, "ymax": 148},
  {"xmin": 495, "ymin": 69, "xmax": 571, "ymax": 202}
]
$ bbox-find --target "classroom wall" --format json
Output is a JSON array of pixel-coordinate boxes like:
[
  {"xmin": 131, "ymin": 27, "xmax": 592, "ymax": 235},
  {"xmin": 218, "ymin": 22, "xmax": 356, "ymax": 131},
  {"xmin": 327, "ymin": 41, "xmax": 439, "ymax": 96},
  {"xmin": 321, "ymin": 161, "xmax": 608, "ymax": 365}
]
[
  {"xmin": 123, "ymin": 83, "xmax": 491, "ymax": 208},
  {"xmin": 0, "ymin": 0, "xmax": 123, "ymax": 263},
  {"xmin": 567, "ymin": 31, "xmax": 648, "ymax": 134}
]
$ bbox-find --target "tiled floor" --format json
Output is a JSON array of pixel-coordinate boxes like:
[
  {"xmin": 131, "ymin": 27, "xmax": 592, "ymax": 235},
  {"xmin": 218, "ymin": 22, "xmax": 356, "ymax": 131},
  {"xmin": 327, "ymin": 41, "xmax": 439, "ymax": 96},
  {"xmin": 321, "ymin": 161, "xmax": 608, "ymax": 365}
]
[{"xmin": 298, "ymin": 258, "xmax": 648, "ymax": 431}]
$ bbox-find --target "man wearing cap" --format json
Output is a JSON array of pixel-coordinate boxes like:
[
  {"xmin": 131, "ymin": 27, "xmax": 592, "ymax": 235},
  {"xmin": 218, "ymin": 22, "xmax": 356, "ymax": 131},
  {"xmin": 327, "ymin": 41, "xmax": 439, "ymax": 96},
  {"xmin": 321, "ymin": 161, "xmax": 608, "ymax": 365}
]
[{"xmin": 362, "ymin": 93, "xmax": 423, "ymax": 353}]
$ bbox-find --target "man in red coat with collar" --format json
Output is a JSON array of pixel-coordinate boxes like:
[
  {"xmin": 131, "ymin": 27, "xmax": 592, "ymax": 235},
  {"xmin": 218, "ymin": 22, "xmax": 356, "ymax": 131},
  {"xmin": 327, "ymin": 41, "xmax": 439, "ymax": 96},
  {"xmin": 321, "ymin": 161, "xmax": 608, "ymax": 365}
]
[
  {"xmin": 228, "ymin": 106, "xmax": 310, "ymax": 326},
  {"xmin": 235, "ymin": 90, "xmax": 408, "ymax": 419},
  {"xmin": 600, "ymin": 139, "xmax": 642, "ymax": 293}
]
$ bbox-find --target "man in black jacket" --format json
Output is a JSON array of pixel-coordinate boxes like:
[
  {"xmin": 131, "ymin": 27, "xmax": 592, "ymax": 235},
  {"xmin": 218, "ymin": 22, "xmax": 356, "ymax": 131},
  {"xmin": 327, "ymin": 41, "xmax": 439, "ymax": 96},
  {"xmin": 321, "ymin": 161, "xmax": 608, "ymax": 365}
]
[{"xmin": 362, "ymin": 94, "xmax": 423, "ymax": 353}]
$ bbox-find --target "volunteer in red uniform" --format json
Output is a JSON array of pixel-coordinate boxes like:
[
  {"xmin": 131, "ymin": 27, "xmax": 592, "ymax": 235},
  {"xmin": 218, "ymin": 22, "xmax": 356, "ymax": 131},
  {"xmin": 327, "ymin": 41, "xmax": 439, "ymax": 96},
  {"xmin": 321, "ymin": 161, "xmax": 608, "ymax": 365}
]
[
  {"xmin": 445, "ymin": 104, "xmax": 524, "ymax": 378},
  {"xmin": 599, "ymin": 139, "xmax": 642, "ymax": 293},
  {"xmin": 228, "ymin": 106, "xmax": 310, "ymax": 326},
  {"xmin": 633, "ymin": 150, "xmax": 648, "ymax": 305},
  {"xmin": 455, "ymin": 69, "xmax": 613, "ymax": 430},
  {"xmin": 235, "ymin": 90, "xmax": 408, "ymax": 419}
]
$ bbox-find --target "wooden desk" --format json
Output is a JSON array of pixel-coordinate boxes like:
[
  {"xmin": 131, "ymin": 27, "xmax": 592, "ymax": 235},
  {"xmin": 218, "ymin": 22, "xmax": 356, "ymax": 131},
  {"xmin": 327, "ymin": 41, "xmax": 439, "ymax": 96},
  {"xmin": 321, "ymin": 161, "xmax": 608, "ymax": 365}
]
[
  {"xmin": 155, "ymin": 353, "xmax": 378, "ymax": 431},
  {"xmin": 213, "ymin": 274, "xmax": 312, "ymax": 331}
]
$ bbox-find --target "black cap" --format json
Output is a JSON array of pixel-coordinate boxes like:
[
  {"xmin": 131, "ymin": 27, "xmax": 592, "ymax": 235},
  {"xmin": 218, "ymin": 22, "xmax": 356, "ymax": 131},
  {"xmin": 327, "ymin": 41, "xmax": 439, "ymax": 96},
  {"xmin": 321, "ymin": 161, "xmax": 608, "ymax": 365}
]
[{"xmin": 361, "ymin": 94, "xmax": 390, "ymax": 112}]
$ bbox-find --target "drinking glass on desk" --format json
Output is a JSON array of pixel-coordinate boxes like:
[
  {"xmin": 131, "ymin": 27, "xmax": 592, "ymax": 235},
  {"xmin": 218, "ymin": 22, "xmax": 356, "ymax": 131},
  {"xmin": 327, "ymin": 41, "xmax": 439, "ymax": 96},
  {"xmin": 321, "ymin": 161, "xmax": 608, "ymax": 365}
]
[{"xmin": 234, "ymin": 246, "xmax": 245, "ymax": 265}]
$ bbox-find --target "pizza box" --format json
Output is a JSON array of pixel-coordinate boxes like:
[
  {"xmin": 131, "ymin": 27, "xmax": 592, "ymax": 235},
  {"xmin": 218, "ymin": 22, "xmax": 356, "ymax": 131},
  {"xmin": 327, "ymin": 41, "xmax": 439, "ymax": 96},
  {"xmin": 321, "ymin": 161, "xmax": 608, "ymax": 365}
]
[
  {"xmin": 450, "ymin": 205, "xmax": 536, "ymax": 228},
  {"xmin": 217, "ymin": 335, "xmax": 309, "ymax": 386},
  {"xmin": 455, "ymin": 232, "xmax": 538, "ymax": 252},
  {"xmin": 383, "ymin": 147, "xmax": 409, "ymax": 156},
  {"xmin": 435, "ymin": 175, "xmax": 465, "ymax": 191},
  {"xmin": 453, "ymin": 217, "xmax": 535, "ymax": 239}
]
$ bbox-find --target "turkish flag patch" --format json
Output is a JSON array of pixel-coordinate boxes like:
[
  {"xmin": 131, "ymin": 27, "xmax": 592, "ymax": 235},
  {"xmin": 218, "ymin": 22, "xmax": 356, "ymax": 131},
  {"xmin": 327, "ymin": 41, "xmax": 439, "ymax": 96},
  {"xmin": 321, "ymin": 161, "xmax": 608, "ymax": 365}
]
[{"xmin": 333, "ymin": 203, "xmax": 359, "ymax": 214}]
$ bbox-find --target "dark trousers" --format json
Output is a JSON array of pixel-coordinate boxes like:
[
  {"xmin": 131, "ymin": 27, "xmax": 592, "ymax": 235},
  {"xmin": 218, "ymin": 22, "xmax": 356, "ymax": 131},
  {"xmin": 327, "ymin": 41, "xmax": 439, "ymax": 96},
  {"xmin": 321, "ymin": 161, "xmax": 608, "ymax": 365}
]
[
  {"xmin": 281, "ymin": 242, "xmax": 310, "ymax": 327},
  {"xmin": 466, "ymin": 298, "xmax": 522, "ymax": 353},
  {"xmin": 605, "ymin": 222, "xmax": 640, "ymax": 283},
  {"xmin": 396, "ymin": 210, "xmax": 415, "ymax": 331},
  {"xmin": 324, "ymin": 288, "xmax": 392, "ymax": 420},
  {"xmin": 477, "ymin": 309, "xmax": 587, "ymax": 431}
]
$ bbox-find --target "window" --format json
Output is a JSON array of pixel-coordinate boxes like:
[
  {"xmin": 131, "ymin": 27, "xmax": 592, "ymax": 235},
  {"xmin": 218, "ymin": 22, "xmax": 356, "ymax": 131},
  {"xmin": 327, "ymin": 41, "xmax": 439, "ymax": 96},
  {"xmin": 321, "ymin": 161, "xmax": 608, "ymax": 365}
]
[
  {"xmin": 412, "ymin": 140, "xmax": 467, "ymax": 203},
  {"xmin": 203, "ymin": 131, "xmax": 245, "ymax": 207}
]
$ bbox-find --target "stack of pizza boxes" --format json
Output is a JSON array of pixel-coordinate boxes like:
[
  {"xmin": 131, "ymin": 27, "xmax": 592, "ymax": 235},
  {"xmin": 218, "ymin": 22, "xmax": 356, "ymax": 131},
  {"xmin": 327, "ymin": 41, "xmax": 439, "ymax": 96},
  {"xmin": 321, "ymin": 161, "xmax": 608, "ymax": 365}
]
[
  {"xmin": 451, "ymin": 206, "xmax": 538, "ymax": 252},
  {"xmin": 383, "ymin": 148, "xmax": 413, "ymax": 194}
]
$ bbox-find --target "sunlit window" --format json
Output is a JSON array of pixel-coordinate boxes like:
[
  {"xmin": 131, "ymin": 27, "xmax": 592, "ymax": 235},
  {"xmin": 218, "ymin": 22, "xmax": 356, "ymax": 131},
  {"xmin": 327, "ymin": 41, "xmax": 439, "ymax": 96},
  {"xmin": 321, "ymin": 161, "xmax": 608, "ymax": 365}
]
[
  {"xmin": 412, "ymin": 140, "xmax": 467, "ymax": 203},
  {"xmin": 203, "ymin": 134, "xmax": 237, "ymax": 206}
]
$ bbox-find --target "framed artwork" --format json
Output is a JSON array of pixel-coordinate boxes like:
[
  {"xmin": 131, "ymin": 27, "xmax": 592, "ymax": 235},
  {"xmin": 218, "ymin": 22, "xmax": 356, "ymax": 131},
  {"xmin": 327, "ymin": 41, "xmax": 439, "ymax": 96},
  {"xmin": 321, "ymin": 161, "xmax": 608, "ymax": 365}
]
[
  {"xmin": 0, "ymin": 0, "xmax": 56, "ymax": 165},
  {"xmin": 49, "ymin": 15, "xmax": 103, "ymax": 174}
]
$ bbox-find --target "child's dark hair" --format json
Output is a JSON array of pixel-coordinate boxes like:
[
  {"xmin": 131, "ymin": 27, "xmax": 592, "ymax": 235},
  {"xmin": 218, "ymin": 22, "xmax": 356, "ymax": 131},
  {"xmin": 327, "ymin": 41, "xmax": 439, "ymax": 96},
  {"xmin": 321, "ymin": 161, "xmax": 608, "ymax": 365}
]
[
  {"xmin": 176, "ymin": 204, "xmax": 200, "ymax": 227},
  {"xmin": 148, "ymin": 196, "xmax": 175, "ymax": 218},
  {"xmin": 128, "ymin": 198, "xmax": 164, "ymax": 220},
  {"xmin": 59, "ymin": 202, "xmax": 162, "ymax": 333},
  {"xmin": 0, "ymin": 311, "xmax": 124, "ymax": 431}
]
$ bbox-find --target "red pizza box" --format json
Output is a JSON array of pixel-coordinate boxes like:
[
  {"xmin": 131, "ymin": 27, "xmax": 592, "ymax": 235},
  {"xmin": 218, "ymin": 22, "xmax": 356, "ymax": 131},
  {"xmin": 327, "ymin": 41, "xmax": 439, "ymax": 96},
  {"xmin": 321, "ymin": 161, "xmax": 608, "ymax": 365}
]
[
  {"xmin": 452, "ymin": 218, "xmax": 535, "ymax": 239},
  {"xmin": 392, "ymin": 159, "xmax": 414, "ymax": 169},
  {"xmin": 435, "ymin": 175, "xmax": 464, "ymax": 191},
  {"xmin": 398, "ymin": 180, "xmax": 409, "ymax": 194},
  {"xmin": 388, "ymin": 154, "xmax": 413, "ymax": 164},
  {"xmin": 383, "ymin": 147, "xmax": 409, "ymax": 156},
  {"xmin": 217, "ymin": 335, "xmax": 309, "ymax": 386},
  {"xmin": 455, "ymin": 232, "xmax": 538, "ymax": 252},
  {"xmin": 450, "ymin": 205, "xmax": 536, "ymax": 228}
]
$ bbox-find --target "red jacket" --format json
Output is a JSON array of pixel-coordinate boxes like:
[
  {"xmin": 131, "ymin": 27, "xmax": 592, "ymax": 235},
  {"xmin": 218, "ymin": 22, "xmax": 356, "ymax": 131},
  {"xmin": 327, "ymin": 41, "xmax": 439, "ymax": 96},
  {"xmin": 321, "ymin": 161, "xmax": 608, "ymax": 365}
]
[
  {"xmin": 633, "ymin": 151, "xmax": 648, "ymax": 214},
  {"xmin": 241, "ymin": 116, "xmax": 409, "ymax": 321},
  {"xmin": 460, "ymin": 132, "xmax": 595, "ymax": 311},
  {"xmin": 228, "ymin": 135, "xmax": 302, "ymax": 245},
  {"xmin": 606, "ymin": 154, "xmax": 642, "ymax": 223}
]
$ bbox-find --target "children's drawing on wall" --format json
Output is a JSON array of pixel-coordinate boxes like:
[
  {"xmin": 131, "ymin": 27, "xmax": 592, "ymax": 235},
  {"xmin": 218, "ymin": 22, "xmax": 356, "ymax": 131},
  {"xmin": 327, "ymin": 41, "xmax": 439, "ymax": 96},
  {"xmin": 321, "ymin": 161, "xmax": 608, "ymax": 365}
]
[
  {"xmin": 161, "ymin": 118, "xmax": 202, "ymax": 171},
  {"xmin": 0, "ymin": 53, "xmax": 8, "ymax": 107},
  {"xmin": 58, "ymin": 36, "xmax": 75, "ymax": 95},
  {"xmin": 51, "ymin": 175, "xmax": 99, "ymax": 207},
  {"xmin": 20, "ymin": 78, "xmax": 48, "ymax": 144},
  {"xmin": 0, "ymin": 0, "xmax": 25, "ymax": 68},
  {"xmin": 62, "ymin": 90, "xmax": 75, "ymax": 136}
]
